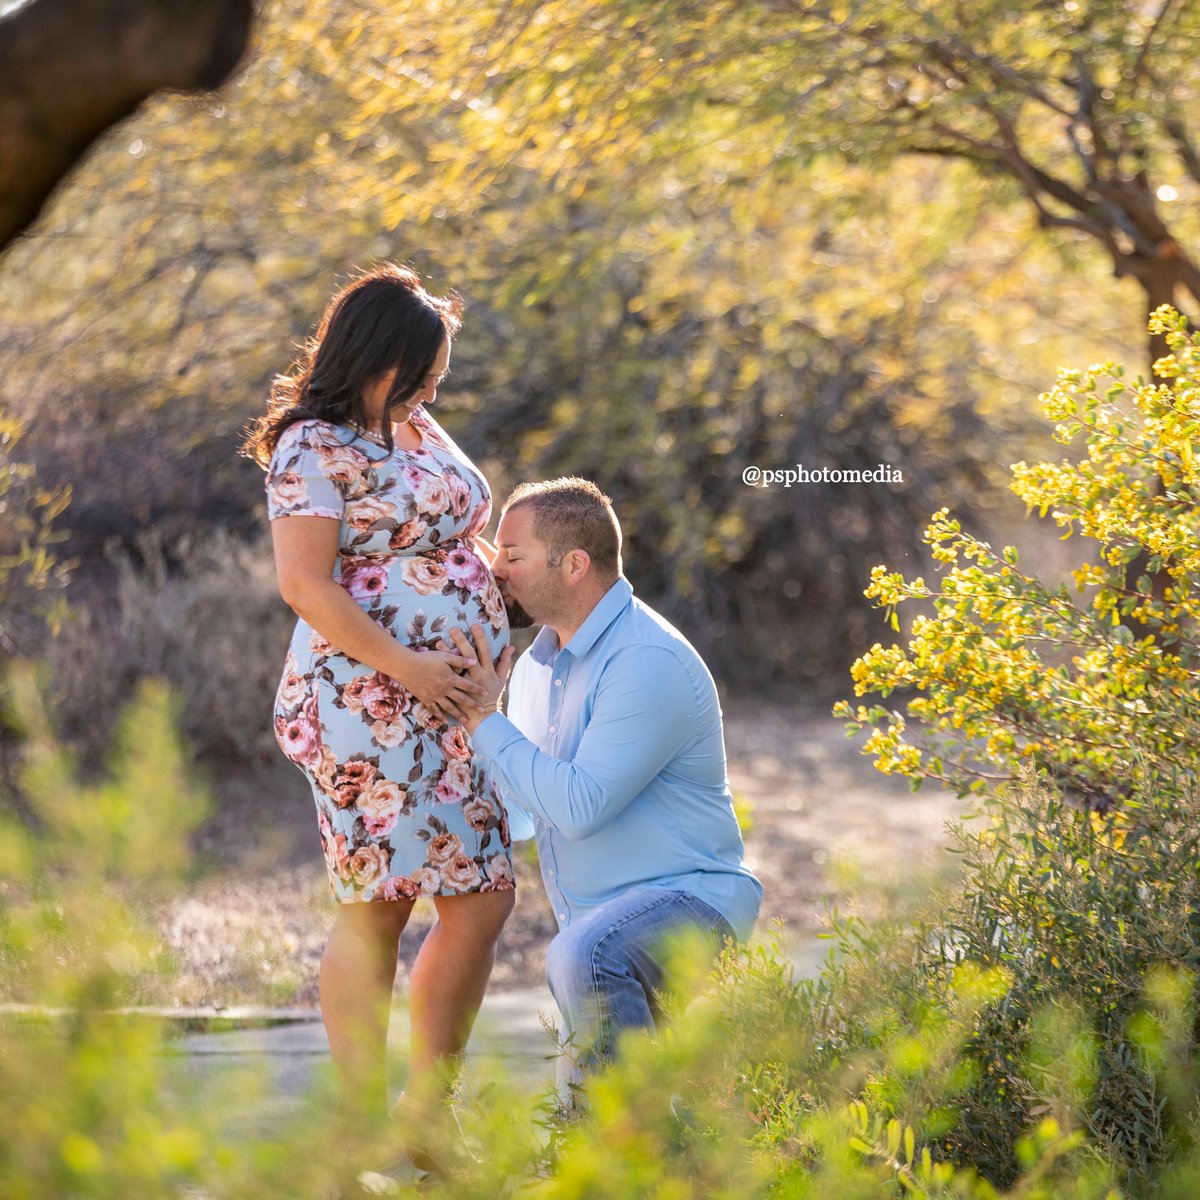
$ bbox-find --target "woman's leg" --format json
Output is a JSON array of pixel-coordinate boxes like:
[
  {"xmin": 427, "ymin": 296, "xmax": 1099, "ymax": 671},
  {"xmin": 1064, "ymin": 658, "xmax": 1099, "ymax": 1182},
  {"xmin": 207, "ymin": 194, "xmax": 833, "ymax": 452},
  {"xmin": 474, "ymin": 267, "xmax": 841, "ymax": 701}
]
[
  {"xmin": 319, "ymin": 897, "xmax": 415, "ymax": 1121},
  {"xmin": 404, "ymin": 889, "xmax": 516, "ymax": 1103}
]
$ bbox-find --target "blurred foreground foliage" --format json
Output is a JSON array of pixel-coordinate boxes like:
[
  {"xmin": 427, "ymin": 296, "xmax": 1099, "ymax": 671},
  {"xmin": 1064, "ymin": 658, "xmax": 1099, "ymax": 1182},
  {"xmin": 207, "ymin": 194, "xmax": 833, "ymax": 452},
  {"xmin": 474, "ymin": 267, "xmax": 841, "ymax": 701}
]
[
  {"xmin": 0, "ymin": 667, "xmax": 339, "ymax": 1200},
  {"xmin": 3, "ymin": 669, "xmax": 1200, "ymax": 1197},
  {"xmin": 838, "ymin": 306, "xmax": 1200, "ymax": 805}
]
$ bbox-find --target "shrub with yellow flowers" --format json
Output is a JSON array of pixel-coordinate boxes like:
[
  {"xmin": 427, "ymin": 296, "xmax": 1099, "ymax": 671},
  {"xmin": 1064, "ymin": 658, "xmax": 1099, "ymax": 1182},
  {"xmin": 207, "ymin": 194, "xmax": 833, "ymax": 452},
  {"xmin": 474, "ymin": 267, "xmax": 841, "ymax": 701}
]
[
  {"xmin": 835, "ymin": 306, "xmax": 1200, "ymax": 808},
  {"xmin": 824, "ymin": 306, "xmax": 1200, "ymax": 1196}
]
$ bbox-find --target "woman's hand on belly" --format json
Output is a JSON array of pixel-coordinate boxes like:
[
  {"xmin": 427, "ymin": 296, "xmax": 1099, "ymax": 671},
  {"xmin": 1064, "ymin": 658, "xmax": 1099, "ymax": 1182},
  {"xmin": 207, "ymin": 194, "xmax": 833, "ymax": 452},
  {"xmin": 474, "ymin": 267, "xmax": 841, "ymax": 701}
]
[{"xmin": 399, "ymin": 646, "xmax": 489, "ymax": 723}]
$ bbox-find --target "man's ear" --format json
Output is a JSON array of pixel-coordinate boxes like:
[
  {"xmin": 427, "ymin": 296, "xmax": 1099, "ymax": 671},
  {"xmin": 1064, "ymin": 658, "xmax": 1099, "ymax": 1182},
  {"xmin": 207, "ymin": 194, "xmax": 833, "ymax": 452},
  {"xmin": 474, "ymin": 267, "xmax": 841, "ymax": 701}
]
[{"xmin": 564, "ymin": 548, "xmax": 592, "ymax": 586}]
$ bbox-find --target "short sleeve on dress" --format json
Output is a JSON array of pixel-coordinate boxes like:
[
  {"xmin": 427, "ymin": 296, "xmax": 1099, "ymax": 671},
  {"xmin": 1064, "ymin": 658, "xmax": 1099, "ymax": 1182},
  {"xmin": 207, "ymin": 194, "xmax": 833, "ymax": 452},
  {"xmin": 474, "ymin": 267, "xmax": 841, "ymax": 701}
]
[{"xmin": 265, "ymin": 421, "xmax": 346, "ymax": 521}]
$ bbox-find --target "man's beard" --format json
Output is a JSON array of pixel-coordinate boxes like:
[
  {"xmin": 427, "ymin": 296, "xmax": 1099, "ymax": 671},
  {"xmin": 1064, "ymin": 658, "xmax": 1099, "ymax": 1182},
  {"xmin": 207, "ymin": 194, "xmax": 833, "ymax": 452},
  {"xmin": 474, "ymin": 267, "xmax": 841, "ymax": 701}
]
[{"xmin": 503, "ymin": 594, "xmax": 535, "ymax": 629}]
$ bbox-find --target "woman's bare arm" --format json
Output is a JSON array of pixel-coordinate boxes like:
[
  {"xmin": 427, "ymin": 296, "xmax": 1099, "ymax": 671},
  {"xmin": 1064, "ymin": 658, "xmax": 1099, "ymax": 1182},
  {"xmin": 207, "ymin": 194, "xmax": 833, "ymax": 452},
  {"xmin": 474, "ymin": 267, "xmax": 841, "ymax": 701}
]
[{"xmin": 271, "ymin": 515, "xmax": 484, "ymax": 719}]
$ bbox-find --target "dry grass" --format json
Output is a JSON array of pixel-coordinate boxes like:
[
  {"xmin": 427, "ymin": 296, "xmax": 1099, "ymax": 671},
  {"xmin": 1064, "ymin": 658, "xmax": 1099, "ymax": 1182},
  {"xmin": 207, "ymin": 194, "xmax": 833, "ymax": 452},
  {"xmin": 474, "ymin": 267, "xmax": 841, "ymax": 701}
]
[{"xmin": 42, "ymin": 530, "xmax": 292, "ymax": 769}]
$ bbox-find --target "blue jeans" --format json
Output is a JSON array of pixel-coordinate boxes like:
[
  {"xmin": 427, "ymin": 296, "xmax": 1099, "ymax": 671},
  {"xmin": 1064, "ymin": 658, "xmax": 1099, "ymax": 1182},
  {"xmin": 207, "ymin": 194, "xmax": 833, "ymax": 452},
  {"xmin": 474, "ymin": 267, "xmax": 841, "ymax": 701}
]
[{"xmin": 544, "ymin": 887, "xmax": 736, "ymax": 1104}]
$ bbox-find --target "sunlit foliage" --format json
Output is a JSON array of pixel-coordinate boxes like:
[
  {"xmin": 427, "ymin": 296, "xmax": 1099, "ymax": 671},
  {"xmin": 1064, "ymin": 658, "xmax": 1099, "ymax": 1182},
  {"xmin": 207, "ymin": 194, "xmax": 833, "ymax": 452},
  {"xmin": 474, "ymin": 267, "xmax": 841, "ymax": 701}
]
[
  {"xmin": 0, "ymin": 0, "xmax": 1147, "ymax": 686},
  {"xmin": 838, "ymin": 306, "xmax": 1200, "ymax": 803}
]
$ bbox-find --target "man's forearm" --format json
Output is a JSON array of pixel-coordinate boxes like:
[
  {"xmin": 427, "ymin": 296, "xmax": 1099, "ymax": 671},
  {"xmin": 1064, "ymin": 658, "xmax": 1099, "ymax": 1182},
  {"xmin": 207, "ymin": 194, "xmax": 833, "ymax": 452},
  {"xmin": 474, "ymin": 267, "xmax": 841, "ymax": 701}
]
[{"xmin": 469, "ymin": 710, "xmax": 668, "ymax": 841}]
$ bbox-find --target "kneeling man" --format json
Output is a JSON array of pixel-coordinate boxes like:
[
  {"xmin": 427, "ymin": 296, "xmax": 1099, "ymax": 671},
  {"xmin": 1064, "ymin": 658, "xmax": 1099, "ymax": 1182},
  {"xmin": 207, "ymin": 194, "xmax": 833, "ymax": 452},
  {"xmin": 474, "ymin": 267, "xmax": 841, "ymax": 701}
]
[{"xmin": 449, "ymin": 477, "xmax": 762, "ymax": 1098}]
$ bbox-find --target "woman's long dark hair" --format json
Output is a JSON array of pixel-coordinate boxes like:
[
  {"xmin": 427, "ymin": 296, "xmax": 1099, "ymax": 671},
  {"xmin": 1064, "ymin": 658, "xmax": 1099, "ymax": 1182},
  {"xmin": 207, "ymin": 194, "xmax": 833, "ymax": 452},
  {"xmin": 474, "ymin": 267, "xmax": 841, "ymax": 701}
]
[{"xmin": 242, "ymin": 262, "xmax": 463, "ymax": 466}]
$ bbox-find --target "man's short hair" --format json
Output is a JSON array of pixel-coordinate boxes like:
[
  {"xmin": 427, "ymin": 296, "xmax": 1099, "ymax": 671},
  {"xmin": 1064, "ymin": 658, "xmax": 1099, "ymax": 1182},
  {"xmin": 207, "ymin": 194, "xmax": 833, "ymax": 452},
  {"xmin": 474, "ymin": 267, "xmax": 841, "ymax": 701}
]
[{"xmin": 503, "ymin": 477, "xmax": 622, "ymax": 577}]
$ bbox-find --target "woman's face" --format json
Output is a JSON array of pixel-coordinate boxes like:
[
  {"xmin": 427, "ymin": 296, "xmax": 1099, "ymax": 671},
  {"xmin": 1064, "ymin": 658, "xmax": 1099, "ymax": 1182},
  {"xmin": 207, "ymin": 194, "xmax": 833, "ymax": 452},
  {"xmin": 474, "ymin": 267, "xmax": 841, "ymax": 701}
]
[{"xmin": 362, "ymin": 338, "xmax": 452, "ymax": 425}]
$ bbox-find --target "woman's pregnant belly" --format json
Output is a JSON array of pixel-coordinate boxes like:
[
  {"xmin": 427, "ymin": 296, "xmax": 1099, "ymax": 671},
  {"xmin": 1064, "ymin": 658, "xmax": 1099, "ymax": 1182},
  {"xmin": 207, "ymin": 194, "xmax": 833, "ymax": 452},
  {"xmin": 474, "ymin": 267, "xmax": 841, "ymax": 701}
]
[
  {"xmin": 275, "ymin": 543, "xmax": 509, "ymax": 766},
  {"xmin": 300, "ymin": 542, "xmax": 510, "ymax": 663}
]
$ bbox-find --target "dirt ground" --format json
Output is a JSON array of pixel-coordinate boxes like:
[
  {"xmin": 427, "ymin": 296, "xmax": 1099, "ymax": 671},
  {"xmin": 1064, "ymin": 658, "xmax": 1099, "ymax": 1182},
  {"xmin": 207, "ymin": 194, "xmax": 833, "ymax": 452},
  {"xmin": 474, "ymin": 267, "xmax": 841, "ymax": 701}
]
[{"xmin": 149, "ymin": 697, "xmax": 967, "ymax": 1008}]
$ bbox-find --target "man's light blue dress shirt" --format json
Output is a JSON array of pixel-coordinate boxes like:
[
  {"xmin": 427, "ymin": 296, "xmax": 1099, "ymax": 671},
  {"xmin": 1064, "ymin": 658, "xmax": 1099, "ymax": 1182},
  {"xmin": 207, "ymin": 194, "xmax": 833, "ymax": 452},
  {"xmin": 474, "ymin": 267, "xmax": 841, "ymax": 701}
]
[{"xmin": 470, "ymin": 577, "xmax": 763, "ymax": 940}]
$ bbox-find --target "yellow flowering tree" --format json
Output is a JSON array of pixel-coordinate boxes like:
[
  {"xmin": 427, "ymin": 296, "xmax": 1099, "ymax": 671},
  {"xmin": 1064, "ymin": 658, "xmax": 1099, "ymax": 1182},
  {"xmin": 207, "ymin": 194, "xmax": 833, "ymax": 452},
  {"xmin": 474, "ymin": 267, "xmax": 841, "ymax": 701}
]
[{"xmin": 836, "ymin": 305, "xmax": 1200, "ymax": 805}]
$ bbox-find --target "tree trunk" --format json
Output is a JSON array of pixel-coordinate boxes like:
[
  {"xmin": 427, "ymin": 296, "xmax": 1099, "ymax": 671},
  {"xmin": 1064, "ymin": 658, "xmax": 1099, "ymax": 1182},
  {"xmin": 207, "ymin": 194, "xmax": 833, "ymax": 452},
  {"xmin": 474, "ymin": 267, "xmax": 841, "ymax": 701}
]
[
  {"xmin": 1141, "ymin": 259, "xmax": 1183, "ymax": 368},
  {"xmin": 0, "ymin": 0, "xmax": 254, "ymax": 252}
]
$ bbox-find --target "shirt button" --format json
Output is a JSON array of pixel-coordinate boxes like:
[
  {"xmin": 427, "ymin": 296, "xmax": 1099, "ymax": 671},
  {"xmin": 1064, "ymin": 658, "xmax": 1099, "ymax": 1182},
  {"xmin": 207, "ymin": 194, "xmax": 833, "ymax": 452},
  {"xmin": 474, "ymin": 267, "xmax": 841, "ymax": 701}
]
[
  {"xmin": 554, "ymin": 679, "xmax": 562, "ymax": 687},
  {"xmin": 557, "ymin": 912, "xmax": 567, "ymax": 921},
  {"xmin": 549, "ymin": 725, "xmax": 556, "ymax": 733},
  {"xmin": 548, "ymin": 868, "xmax": 555, "ymax": 877}
]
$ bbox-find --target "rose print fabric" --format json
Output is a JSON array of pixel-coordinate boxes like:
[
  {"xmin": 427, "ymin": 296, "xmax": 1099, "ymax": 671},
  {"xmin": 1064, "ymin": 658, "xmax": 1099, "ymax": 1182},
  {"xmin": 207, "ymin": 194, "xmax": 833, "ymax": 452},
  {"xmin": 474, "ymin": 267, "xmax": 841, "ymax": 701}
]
[{"xmin": 266, "ymin": 407, "xmax": 514, "ymax": 902}]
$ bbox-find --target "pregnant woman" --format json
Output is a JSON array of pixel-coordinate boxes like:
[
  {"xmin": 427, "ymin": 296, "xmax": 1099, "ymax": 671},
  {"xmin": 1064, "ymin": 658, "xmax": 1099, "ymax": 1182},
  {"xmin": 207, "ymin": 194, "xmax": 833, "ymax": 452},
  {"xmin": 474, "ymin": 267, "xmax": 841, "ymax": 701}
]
[{"xmin": 242, "ymin": 263, "xmax": 515, "ymax": 1150}]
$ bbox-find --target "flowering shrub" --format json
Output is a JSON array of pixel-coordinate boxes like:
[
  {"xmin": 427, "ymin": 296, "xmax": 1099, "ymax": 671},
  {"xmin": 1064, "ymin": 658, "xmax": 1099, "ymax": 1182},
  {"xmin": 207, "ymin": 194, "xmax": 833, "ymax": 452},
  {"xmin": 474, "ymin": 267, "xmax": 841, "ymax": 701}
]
[{"xmin": 835, "ymin": 306, "xmax": 1200, "ymax": 806}]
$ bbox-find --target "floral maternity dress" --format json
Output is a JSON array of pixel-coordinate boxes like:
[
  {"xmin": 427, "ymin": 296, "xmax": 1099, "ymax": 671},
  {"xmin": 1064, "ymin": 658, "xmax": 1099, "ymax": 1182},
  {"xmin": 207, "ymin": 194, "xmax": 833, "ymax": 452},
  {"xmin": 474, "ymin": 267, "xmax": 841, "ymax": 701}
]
[{"xmin": 265, "ymin": 406, "xmax": 514, "ymax": 903}]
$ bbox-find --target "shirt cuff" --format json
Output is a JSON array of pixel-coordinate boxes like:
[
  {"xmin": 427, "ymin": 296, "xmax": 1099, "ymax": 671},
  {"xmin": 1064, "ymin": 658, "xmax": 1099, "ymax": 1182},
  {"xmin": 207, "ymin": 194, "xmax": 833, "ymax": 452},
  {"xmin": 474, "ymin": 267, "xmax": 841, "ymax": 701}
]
[{"xmin": 470, "ymin": 711, "xmax": 523, "ymax": 760}]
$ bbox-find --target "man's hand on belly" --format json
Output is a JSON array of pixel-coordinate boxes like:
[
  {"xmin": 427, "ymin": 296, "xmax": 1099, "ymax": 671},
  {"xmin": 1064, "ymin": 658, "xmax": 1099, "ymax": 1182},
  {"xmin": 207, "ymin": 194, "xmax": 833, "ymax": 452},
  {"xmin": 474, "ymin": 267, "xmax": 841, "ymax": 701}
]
[{"xmin": 441, "ymin": 624, "xmax": 514, "ymax": 735}]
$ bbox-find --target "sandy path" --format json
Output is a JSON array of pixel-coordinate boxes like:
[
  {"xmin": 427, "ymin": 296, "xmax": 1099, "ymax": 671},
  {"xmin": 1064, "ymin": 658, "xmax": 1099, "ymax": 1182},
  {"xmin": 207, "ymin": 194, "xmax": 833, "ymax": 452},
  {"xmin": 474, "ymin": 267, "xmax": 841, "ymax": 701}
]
[{"xmin": 730, "ymin": 699, "xmax": 967, "ymax": 932}]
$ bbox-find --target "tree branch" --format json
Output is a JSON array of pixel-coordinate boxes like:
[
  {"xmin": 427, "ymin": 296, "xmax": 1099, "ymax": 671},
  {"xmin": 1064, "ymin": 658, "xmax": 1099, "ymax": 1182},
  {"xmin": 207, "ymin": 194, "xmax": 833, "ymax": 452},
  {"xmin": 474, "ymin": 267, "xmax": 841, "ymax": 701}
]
[
  {"xmin": 1132, "ymin": 0, "xmax": 1183, "ymax": 86},
  {"xmin": 0, "ymin": 0, "xmax": 254, "ymax": 252},
  {"xmin": 1164, "ymin": 117, "xmax": 1200, "ymax": 187}
]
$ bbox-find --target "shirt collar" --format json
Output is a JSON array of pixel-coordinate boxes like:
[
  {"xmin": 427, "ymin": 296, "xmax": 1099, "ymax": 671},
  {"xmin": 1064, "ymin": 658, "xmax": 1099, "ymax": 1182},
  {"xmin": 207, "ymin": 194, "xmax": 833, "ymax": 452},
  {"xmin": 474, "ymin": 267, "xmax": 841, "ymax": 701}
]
[{"xmin": 527, "ymin": 577, "xmax": 633, "ymax": 665}]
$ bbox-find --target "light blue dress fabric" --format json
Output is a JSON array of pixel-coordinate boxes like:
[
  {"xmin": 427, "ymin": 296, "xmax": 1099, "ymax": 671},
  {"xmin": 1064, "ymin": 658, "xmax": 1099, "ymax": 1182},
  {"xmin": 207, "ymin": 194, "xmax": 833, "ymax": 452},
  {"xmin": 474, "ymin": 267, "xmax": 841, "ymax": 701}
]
[{"xmin": 266, "ymin": 408, "xmax": 514, "ymax": 902}]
